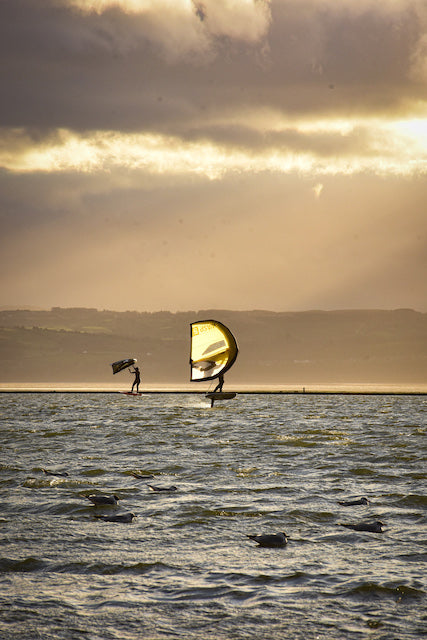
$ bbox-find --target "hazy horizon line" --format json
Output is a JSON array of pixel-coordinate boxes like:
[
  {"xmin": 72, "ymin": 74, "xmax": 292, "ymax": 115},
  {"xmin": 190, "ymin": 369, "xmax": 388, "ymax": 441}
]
[{"xmin": 0, "ymin": 305, "xmax": 425, "ymax": 314}]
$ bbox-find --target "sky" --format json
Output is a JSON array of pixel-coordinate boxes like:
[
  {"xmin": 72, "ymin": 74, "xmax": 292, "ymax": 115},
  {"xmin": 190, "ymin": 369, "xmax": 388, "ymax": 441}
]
[{"xmin": 1, "ymin": 0, "xmax": 426, "ymax": 313}]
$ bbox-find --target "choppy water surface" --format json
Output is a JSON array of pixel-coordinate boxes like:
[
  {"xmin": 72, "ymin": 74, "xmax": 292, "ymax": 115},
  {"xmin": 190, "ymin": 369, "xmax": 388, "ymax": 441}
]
[{"xmin": 0, "ymin": 392, "xmax": 426, "ymax": 640}]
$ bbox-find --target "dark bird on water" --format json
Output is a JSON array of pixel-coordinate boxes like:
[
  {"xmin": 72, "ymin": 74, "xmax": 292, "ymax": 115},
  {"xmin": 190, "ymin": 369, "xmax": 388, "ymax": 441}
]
[
  {"xmin": 148, "ymin": 485, "xmax": 177, "ymax": 492},
  {"xmin": 338, "ymin": 521, "xmax": 385, "ymax": 533},
  {"xmin": 94, "ymin": 512, "xmax": 136, "ymax": 523},
  {"xmin": 247, "ymin": 532, "xmax": 288, "ymax": 548},
  {"xmin": 42, "ymin": 468, "xmax": 69, "ymax": 477},
  {"xmin": 131, "ymin": 471, "xmax": 154, "ymax": 479},
  {"xmin": 338, "ymin": 497, "xmax": 370, "ymax": 506},
  {"xmin": 87, "ymin": 494, "xmax": 120, "ymax": 506}
]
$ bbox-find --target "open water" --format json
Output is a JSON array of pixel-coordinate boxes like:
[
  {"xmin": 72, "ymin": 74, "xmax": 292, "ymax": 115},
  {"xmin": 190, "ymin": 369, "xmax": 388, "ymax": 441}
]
[{"xmin": 0, "ymin": 392, "xmax": 426, "ymax": 640}]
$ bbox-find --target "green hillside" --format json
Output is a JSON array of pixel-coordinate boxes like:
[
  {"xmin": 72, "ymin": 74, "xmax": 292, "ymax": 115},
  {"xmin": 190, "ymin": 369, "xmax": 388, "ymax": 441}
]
[{"xmin": 0, "ymin": 308, "xmax": 426, "ymax": 384}]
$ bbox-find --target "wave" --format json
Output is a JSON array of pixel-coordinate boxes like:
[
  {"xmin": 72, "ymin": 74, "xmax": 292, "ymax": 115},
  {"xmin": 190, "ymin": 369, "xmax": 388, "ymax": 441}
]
[
  {"xmin": 0, "ymin": 557, "xmax": 175, "ymax": 576},
  {"xmin": 338, "ymin": 581, "xmax": 425, "ymax": 602},
  {"xmin": 392, "ymin": 494, "xmax": 427, "ymax": 508}
]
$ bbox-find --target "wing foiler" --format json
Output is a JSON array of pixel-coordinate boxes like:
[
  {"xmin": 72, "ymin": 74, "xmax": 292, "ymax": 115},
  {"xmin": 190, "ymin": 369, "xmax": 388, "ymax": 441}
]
[
  {"xmin": 111, "ymin": 358, "xmax": 137, "ymax": 375},
  {"xmin": 190, "ymin": 320, "xmax": 238, "ymax": 406}
]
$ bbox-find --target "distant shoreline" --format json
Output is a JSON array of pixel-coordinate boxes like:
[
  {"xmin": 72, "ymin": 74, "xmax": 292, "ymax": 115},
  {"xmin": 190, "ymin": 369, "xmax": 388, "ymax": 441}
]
[
  {"xmin": 1, "ymin": 384, "xmax": 426, "ymax": 396},
  {"xmin": 1, "ymin": 391, "xmax": 426, "ymax": 396}
]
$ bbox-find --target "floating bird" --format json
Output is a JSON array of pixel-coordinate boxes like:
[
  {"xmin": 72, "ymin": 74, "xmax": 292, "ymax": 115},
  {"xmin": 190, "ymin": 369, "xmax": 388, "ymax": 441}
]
[
  {"xmin": 42, "ymin": 468, "xmax": 69, "ymax": 477},
  {"xmin": 247, "ymin": 532, "xmax": 288, "ymax": 548},
  {"xmin": 94, "ymin": 512, "xmax": 136, "ymax": 523},
  {"xmin": 338, "ymin": 497, "xmax": 370, "ymax": 506},
  {"xmin": 338, "ymin": 521, "xmax": 385, "ymax": 533},
  {"xmin": 148, "ymin": 484, "xmax": 177, "ymax": 492},
  {"xmin": 86, "ymin": 494, "xmax": 119, "ymax": 506},
  {"xmin": 131, "ymin": 471, "xmax": 154, "ymax": 479}
]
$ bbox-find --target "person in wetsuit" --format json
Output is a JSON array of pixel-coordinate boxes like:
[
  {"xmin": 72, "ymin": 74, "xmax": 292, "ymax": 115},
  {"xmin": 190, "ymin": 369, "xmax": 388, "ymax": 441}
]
[
  {"xmin": 213, "ymin": 374, "xmax": 224, "ymax": 393},
  {"xmin": 131, "ymin": 366, "xmax": 141, "ymax": 393}
]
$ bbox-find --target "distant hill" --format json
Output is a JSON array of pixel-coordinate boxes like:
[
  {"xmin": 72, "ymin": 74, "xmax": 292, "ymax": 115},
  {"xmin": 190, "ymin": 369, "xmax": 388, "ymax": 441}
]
[{"xmin": 0, "ymin": 308, "xmax": 426, "ymax": 384}]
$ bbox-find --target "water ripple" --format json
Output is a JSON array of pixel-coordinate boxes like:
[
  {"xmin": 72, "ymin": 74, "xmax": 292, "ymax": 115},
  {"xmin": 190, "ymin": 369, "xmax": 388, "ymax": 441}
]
[{"xmin": 0, "ymin": 392, "xmax": 426, "ymax": 640}]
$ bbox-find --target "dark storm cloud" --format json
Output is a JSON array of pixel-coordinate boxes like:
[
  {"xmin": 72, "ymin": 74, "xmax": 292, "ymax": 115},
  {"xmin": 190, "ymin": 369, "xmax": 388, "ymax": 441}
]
[{"xmin": 1, "ymin": 0, "xmax": 425, "ymax": 139}]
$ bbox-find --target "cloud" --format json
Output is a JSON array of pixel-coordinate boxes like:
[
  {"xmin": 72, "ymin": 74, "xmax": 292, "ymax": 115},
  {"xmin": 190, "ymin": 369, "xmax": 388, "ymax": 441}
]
[
  {"xmin": 0, "ymin": 0, "xmax": 426, "ymax": 313},
  {"xmin": 1, "ymin": 118, "xmax": 426, "ymax": 179},
  {"xmin": 1, "ymin": 0, "xmax": 426, "ymax": 136},
  {"xmin": 409, "ymin": 32, "xmax": 427, "ymax": 82},
  {"xmin": 65, "ymin": 0, "xmax": 272, "ymax": 61}
]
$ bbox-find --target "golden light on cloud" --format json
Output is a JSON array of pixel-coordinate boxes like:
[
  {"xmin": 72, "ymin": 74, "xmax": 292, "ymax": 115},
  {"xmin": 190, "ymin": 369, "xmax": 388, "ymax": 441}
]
[
  {"xmin": 68, "ymin": 0, "xmax": 272, "ymax": 59},
  {"xmin": 70, "ymin": 0, "xmax": 163, "ymax": 13},
  {"xmin": 1, "ymin": 116, "xmax": 426, "ymax": 179},
  {"xmin": 69, "ymin": 0, "xmax": 272, "ymax": 36}
]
